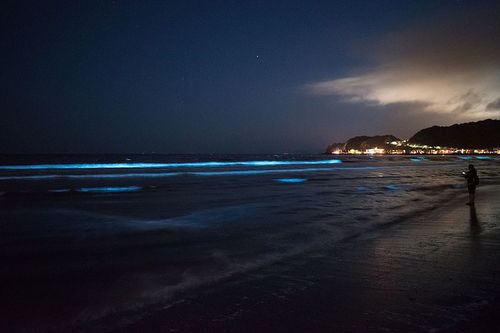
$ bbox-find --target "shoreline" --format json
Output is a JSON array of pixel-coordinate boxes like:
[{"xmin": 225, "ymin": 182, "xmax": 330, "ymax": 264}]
[{"xmin": 111, "ymin": 185, "xmax": 500, "ymax": 332}]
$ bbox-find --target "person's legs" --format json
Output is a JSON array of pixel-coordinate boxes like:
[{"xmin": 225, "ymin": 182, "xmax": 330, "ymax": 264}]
[{"xmin": 467, "ymin": 185, "xmax": 476, "ymax": 205}]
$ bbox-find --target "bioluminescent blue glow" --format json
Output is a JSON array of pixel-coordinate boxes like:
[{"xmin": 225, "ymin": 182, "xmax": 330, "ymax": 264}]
[
  {"xmin": 77, "ymin": 186, "xmax": 142, "ymax": 193},
  {"xmin": 475, "ymin": 156, "xmax": 490, "ymax": 159},
  {"xmin": 0, "ymin": 167, "xmax": 338, "ymax": 180},
  {"xmin": 356, "ymin": 186, "xmax": 369, "ymax": 190},
  {"xmin": 274, "ymin": 178, "xmax": 308, "ymax": 183},
  {"xmin": 457, "ymin": 156, "xmax": 471, "ymax": 159},
  {"xmin": 0, "ymin": 172, "xmax": 181, "ymax": 181},
  {"xmin": 192, "ymin": 167, "xmax": 332, "ymax": 176},
  {"xmin": 385, "ymin": 185, "xmax": 400, "ymax": 190},
  {"xmin": 0, "ymin": 160, "xmax": 342, "ymax": 170},
  {"xmin": 410, "ymin": 157, "xmax": 427, "ymax": 162},
  {"xmin": 0, "ymin": 164, "xmax": 461, "ymax": 182},
  {"xmin": 49, "ymin": 189, "xmax": 71, "ymax": 193}
]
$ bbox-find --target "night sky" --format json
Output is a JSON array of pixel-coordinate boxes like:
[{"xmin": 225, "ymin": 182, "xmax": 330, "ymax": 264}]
[{"xmin": 2, "ymin": 0, "xmax": 499, "ymax": 154}]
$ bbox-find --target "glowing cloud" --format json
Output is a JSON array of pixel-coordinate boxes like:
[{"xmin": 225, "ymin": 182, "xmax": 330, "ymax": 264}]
[
  {"xmin": 305, "ymin": 68, "xmax": 500, "ymax": 117},
  {"xmin": 303, "ymin": 6, "xmax": 500, "ymax": 118}
]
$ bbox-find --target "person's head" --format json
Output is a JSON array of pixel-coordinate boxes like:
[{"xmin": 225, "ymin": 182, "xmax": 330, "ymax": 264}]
[{"xmin": 469, "ymin": 164, "xmax": 475, "ymax": 171}]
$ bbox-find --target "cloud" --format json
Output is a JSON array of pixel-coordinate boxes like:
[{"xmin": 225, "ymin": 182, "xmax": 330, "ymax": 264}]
[
  {"xmin": 304, "ymin": 4, "xmax": 500, "ymax": 118},
  {"xmin": 487, "ymin": 98, "xmax": 500, "ymax": 110}
]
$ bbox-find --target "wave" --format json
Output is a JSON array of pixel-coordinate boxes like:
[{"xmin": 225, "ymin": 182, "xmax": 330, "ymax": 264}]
[
  {"xmin": 0, "ymin": 164, "xmax": 461, "ymax": 181},
  {"xmin": 77, "ymin": 186, "xmax": 142, "ymax": 193},
  {"xmin": 0, "ymin": 159, "xmax": 342, "ymax": 170},
  {"xmin": 71, "ymin": 243, "xmax": 318, "ymax": 332}
]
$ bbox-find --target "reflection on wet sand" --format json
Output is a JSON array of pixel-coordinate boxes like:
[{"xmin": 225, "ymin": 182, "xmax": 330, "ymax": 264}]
[{"xmin": 469, "ymin": 206, "xmax": 481, "ymax": 235}]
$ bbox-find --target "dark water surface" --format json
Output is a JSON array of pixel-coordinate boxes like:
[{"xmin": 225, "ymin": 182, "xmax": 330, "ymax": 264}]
[{"xmin": 1, "ymin": 154, "xmax": 500, "ymax": 332}]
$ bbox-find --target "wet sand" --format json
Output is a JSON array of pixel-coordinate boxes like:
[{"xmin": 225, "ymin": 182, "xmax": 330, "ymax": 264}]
[{"xmin": 111, "ymin": 185, "xmax": 500, "ymax": 332}]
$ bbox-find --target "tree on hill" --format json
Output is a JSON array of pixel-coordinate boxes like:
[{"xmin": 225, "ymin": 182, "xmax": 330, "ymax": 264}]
[
  {"xmin": 409, "ymin": 119, "xmax": 500, "ymax": 148},
  {"xmin": 344, "ymin": 135, "xmax": 400, "ymax": 151}
]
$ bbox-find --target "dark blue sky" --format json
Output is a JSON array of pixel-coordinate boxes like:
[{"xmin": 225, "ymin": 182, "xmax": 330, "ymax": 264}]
[{"xmin": 2, "ymin": 0, "xmax": 499, "ymax": 153}]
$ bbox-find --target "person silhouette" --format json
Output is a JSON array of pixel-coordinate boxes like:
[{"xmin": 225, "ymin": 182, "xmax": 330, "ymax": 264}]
[{"xmin": 463, "ymin": 164, "xmax": 479, "ymax": 205}]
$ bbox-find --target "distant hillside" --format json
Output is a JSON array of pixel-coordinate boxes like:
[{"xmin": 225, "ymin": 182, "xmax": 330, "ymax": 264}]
[
  {"xmin": 409, "ymin": 119, "xmax": 500, "ymax": 148},
  {"xmin": 344, "ymin": 135, "xmax": 399, "ymax": 151}
]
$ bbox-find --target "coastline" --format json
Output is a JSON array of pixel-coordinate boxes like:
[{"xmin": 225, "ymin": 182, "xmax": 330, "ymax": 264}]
[{"xmin": 111, "ymin": 185, "xmax": 500, "ymax": 332}]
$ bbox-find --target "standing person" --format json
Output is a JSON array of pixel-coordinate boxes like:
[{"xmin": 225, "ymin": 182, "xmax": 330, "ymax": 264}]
[{"xmin": 463, "ymin": 164, "xmax": 479, "ymax": 205}]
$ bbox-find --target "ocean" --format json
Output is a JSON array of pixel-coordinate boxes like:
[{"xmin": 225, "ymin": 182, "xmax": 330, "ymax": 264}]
[{"xmin": 1, "ymin": 154, "xmax": 500, "ymax": 332}]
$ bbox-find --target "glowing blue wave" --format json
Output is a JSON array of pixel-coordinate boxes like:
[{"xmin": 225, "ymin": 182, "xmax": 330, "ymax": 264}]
[
  {"xmin": 0, "ymin": 172, "xmax": 181, "ymax": 180},
  {"xmin": 274, "ymin": 178, "xmax": 308, "ymax": 183},
  {"xmin": 77, "ymin": 186, "xmax": 142, "ymax": 193},
  {"xmin": 475, "ymin": 156, "xmax": 490, "ymax": 159},
  {"xmin": 0, "ymin": 164, "xmax": 459, "ymax": 181},
  {"xmin": 0, "ymin": 159, "xmax": 342, "ymax": 170},
  {"xmin": 0, "ymin": 167, "xmax": 356, "ymax": 180},
  {"xmin": 191, "ymin": 167, "xmax": 332, "ymax": 176},
  {"xmin": 457, "ymin": 156, "xmax": 471, "ymax": 159}
]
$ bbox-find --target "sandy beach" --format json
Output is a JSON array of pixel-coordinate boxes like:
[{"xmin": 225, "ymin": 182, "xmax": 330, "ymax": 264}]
[{"xmin": 111, "ymin": 185, "xmax": 500, "ymax": 332}]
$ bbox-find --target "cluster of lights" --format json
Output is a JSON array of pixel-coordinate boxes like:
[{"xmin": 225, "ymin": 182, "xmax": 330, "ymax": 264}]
[{"xmin": 330, "ymin": 139, "xmax": 500, "ymax": 155}]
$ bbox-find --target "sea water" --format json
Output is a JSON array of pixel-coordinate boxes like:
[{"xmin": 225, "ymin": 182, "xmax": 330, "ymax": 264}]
[{"xmin": 1, "ymin": 154, "xmax": 500, "ymax": 331}]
